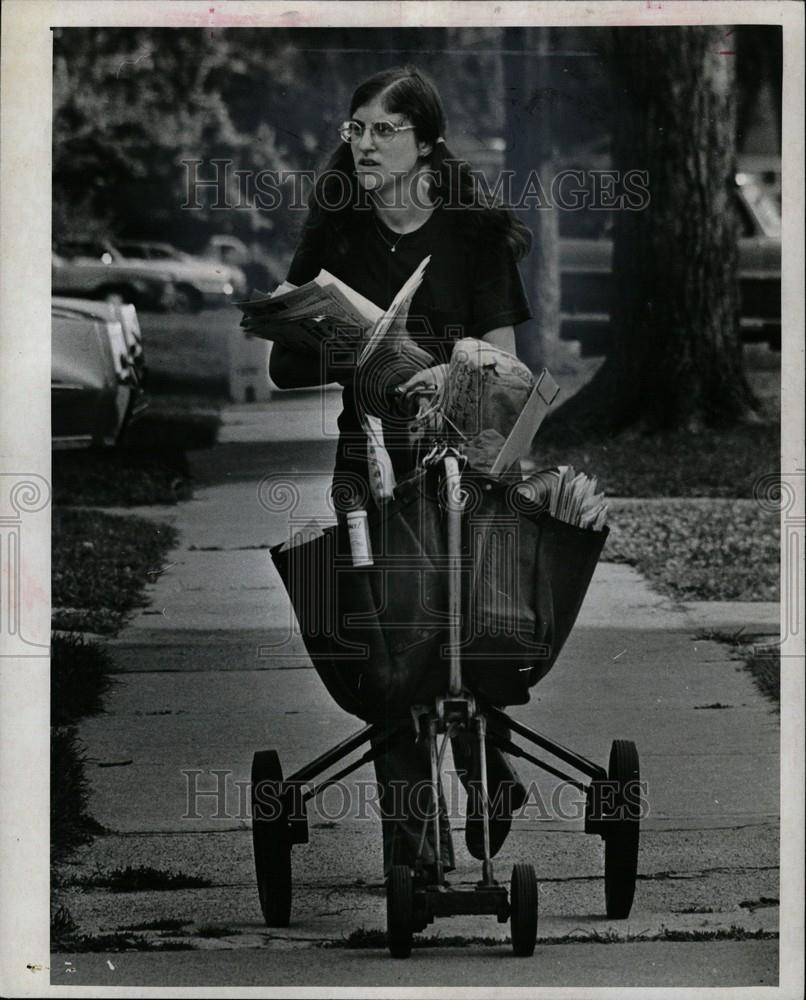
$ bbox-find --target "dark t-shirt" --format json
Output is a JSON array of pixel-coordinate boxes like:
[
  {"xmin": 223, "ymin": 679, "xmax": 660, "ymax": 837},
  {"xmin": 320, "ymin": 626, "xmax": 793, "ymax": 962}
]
[{"xmin": 286, "ymin": 207, "xmax": 532, "ymax": 506}]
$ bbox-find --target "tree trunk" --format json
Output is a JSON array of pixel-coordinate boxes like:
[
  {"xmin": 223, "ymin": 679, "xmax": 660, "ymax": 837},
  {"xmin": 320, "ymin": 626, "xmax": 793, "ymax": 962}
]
[
  {"xmin": 504, "ymin": 27, "xmax": 560, "ymax": 372},
  {"xmin": 547, "ymin": 26, "xmax": 757, "ymax": 439}
]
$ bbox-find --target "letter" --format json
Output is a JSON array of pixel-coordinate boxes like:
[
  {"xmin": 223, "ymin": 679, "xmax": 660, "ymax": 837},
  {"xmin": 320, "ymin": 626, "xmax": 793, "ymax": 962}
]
[
  {"xmin": 317, "ymin": 169, "xmax": 350, "ymax": 211},
  {"xmin": 285, "ymin": 169, "xmax": 315, "ymax": 210},
  {"xmin": 623, "ymin": 779, "xmax": 650, "ymax": 821},
  {"xmin": 317, "ymin": 781, "xmax": 350, "ymax": 821},
  {"xmin": 181, "ymin": 768, "xmax": 231, "ymax": 820},
  {"xmin": 252, "ymin": 776, "xmax": 284, "ymax": 822},
  {"xmin": 254, "ymin": 170, "xmax": 282, "ymax": 212},
  {"xmin": 518, "ymin": 169, "xmax": 550, "ymax": 209},
  {"xmin": 233, "ymin": 169, "xmax": 252, "ymax": 209},
  {"xmin": 520, "ymin": 779, "xmax": 552, "ymax": 820},
  {"xmin": 445, "ymin": 158, "xmax": 473, "ymax": 209},
  {"xmin": 590, "ymin": 169, "xmax": 621, "ymax": 210},
  {"xmin": 590, "ymin": 779, "xmax": 618, "ymax": 823},
  {"xmin": 551, "ymin": 781, "xmax": 587, "ymax": 822},
  {"xmin": 552, "ymin": 169, "xmax": 588, "ymax": 211},
  {"xmin": 356, "ymin": 779, "xmax": 382, "ymax": 821},
  {"xmin": 473, "ymin": 168, "xmax": 515, "ymax": 207},
  {"xmin": 411, "ymin": 169, "xmax": 439, "ymax": 210},
  {"xmin": 181, "ymin": 158, "xmax": 231, "ymax": 210},
  {"xmin": 233, "ymin": 778, "xmax": 251, "ymax": 822},
  {"xmin": 622, "ymin": 169, "xmax": 651, "ymax": 210}
]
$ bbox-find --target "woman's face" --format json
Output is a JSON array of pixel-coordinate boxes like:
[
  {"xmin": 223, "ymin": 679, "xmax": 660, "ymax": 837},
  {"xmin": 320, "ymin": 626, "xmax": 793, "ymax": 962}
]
[{"xmin": 349, "ymin": 95, "xmax": 432, "ymax": 203}]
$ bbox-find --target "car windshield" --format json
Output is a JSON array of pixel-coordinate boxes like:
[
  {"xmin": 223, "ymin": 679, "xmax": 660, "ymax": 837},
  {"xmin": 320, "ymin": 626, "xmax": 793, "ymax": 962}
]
[
  {"xmin": 148, "ymin": 246, "xmax": 183, "ymax": 260},
  {"xmin": 119, "ymin": 245, "xmax": 148, "ymax": 259},
  {"xmin": 56, "ymin": 241, "xmax": 109, "ymax": 260}
]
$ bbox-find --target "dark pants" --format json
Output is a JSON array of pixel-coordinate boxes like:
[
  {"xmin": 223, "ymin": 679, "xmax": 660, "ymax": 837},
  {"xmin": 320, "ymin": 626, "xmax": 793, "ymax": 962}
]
[{"xmin": 372, "ymin": 718, "xmax": 522, "ymax": 874}]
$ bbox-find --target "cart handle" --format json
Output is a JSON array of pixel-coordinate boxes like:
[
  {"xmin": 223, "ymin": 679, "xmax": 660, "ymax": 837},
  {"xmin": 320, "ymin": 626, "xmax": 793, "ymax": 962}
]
[{"xmin": 444, "ymin": 453, "xmax": 464, "ymax": 696}]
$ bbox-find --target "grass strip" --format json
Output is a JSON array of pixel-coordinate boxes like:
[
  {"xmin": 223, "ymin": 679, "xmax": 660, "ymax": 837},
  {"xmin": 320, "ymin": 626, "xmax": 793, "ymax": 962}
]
[
  {"xmin": 604, "ymin": 499, "xmax": 779, "ymax": 602},
  {"xmin": 532, "ymin": 423, "xmax": 779, "ymax": 499},
  {"xmin": 195, "ymin": 925, "xmax": 242, "ymax": 938},
  {"xmin": 327, "ymin": 924, "xmax": 777, "ymax": 949},
  {"xmin": 52, "ymin": 508, "xmax": 178, "ymax": 627},
  {"xmin": 53, "ymin": 448, "xmax": 192, "ymax": 507},
  {"xmin": 51, "ymin": 633, "xmax": 114, "ymax": 726},
  {"xmin": 79, "ymin": 865, "xmax": 213, "ymax": 892},
  {"xmin": 695, "ymin": 629, "xmax": 780, "ymax": 706},
  {"xmin": 117, "ymin": 919, "xmax": 191, "ymax": 932},
  {"xmin": 51, "ymin": 727, "xmax": 106, "ymax": 860},
  {"xmin": 51, "ymin": 908, "xmax": 195, "ymax": 954},
  {"xmin": 742, "ymin": 646, "xmax": 781, "ymax": 705}
]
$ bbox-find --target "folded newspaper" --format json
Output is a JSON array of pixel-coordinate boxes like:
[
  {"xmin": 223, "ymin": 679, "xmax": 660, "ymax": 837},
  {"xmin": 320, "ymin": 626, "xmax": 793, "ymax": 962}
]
[
  {"xmin": 517, "ymin": 465, "xmax": 608, "ymax": 531},
  {"xmin": 237, "ymin": 257, "xmax": 430, "ymax": 357}
]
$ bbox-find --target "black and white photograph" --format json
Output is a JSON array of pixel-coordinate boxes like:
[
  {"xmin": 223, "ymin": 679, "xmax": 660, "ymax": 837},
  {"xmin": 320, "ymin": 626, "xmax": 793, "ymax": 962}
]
[{"xmin": 0, "ymin": 0, "xmax": 803, "ymax": 995}]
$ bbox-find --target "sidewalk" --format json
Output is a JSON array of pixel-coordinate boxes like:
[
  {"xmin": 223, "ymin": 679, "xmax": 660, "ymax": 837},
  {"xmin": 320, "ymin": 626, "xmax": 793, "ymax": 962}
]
[{"xmin": 54, "ymin": 401, "xmax": 781, "ymax": 984}]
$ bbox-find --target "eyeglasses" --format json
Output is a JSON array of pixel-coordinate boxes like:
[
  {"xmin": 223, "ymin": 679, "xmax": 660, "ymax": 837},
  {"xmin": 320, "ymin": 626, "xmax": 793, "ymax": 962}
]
[{"xmin": 338, "ymin": 120, "xmax": 416, "ymax": 144}]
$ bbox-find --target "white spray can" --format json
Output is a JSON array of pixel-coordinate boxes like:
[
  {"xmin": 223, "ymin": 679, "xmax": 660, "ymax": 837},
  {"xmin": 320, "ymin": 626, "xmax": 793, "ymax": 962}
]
[{"xmin": 346, "ymin": 510, "xmax": 374, "ymax": 567}]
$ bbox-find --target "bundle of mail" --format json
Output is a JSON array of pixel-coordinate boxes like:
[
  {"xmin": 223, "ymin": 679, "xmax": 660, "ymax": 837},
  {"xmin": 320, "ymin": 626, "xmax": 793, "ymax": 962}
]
[{"xmin": 517, "ymin": 465, "xmax": 608, "ymax": 531}]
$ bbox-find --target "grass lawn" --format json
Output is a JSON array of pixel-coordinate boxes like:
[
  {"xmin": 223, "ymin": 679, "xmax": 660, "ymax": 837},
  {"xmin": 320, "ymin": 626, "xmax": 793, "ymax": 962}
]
[
  {"xmin": 605, "ymin": 499, "xmax": 779, "ymax": 602},
  {"xmin": 532, "ymin": 423, "xmax": 779, "ymax": 499},
  {"xmin": 525, "ymin": 340, "xmax": 782, "ymax": 614},
  {"xmin": 52, "ymin": 508, "xmax": 178, "ymax": 633},
  {"xmin": 528, "ymin": 342, "xmax": 780, "ymax": 499}
]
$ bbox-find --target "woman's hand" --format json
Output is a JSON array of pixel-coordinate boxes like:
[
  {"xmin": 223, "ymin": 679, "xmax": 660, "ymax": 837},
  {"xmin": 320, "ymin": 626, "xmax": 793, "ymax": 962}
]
[{"xmin": 396, "ymin": 363, "xmax": 449, "ymax": 414}]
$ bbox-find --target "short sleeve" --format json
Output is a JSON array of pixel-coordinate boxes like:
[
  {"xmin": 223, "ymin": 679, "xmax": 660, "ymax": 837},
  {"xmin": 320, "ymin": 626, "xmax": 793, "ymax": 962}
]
[{"xmin": 470, "ymin": 238, "xmax": 532, "ymax": 338}]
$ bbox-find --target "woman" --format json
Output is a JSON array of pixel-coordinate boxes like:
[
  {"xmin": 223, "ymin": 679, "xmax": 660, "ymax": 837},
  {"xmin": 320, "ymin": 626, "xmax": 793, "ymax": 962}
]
[{"xmin": 270, "ymin": 66, "xmax": 531, "ymax": 879}]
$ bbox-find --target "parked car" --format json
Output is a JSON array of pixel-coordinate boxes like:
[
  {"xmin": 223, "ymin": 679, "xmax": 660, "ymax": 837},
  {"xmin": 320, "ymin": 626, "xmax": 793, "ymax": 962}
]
[
  {"xmin": 116, "ymin": 240, "xmax": 248, "ymax": 305},
  {"xmin": 558, "ymin": 169, "xmax": 782, "ymax": 354},
  {"xmin": 201, "ymin": 234, "xmax": 280, "ymax": 296},
  {"xmin": 51, "ymin": 297, "xmax": 146, "ymax": 449},
  {"xmin": 52, "ymin": 245, "xmax": 176, "ymax": 313}
]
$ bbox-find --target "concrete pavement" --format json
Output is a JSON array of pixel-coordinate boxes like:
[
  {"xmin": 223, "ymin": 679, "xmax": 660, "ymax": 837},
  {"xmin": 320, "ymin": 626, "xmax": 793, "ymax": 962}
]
[{"xmin": 54, "ymin": 395, "xmax": 781, "ymax": 987}]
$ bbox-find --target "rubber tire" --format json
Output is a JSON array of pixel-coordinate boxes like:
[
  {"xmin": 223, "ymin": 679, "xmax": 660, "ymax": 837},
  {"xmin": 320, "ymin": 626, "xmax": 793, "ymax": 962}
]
[
  {"xmin": 172, "ymin": 283, "xmax": 203, "ymax": 314},
  {"xmin": 251, "ymin": 749, "xmax": 292, "ymax": 927},
  {"xmin": 387, "ymin": 865, "xmax": 415, "ymax": 959},
  {"xmin": 510, "ymin": 863, "xmax": 538, "ymax": 957},
  {"xmin": 604, "ymin": 739, "xmax": 640, "ymax": 919}
]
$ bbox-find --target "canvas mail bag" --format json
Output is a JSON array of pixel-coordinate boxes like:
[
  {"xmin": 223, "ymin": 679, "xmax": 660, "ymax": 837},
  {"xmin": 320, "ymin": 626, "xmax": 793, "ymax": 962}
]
[{"xmin": 271, "ymin": 467, "xmax": 607, "ymax": 721}]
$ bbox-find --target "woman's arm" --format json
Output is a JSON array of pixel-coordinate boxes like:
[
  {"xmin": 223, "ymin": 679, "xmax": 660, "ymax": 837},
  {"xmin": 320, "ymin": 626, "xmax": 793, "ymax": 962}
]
[
  {"xmin": 269, "ymin": 343, "xmax": 354, "ymax": 390},
  {"xmin": 269, "ymin": 344, "xmax": 327, "ymax": 390},
  {"xmin": 396, "ymin": 325, "xmax": 518, "ymax": 401},
  {"xmin": 480, "ymin": 326, "xmax": 516, "ymax": 354}
]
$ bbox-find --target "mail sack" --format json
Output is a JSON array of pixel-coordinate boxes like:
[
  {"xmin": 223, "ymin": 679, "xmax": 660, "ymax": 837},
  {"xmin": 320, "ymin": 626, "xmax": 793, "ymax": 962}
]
[{"xmin": 270, "ymin": 469, "xmax": 451, "ymax": 722}]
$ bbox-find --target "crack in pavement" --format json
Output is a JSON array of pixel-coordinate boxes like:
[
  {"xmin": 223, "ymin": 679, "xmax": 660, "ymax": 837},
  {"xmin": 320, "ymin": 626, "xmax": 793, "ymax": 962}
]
[
  {"xmin": 64, "ymin": 863, "xmax": 779, "ymax": 895},
  {"xmin": 92, "ymin": 817, "xmax": 780, "ymax": 838}
]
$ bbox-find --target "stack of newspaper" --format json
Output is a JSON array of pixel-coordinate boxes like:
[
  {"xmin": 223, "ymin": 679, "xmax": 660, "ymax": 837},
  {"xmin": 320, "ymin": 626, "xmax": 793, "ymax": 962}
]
[
  {"xmin": 517, "ymin": 465, "xmax": 608, "ymax": 531},
  {"xmin": 238, "ymin": 271, "xmax": 384, "ymax": 353}
]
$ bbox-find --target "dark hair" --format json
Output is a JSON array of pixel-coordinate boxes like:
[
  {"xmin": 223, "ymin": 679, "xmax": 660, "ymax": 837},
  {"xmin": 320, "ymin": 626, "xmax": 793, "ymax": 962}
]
[{"xmin": 301, "ymin": 66, "xmax": 532, "ymax": 260}]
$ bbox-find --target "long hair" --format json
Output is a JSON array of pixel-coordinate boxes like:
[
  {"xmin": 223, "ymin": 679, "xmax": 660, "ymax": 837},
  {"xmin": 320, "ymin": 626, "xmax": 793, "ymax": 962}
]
[{"xmin": 301, "ymin": 66, "xmax": 532, "ymax": 261}]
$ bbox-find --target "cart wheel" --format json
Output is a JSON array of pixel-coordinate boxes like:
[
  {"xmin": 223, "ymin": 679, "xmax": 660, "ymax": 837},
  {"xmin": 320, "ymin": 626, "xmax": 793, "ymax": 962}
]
[
  {"xmin": 604, "ymin": 739, "xmax": 640, "ymax": 919},
  {"xmin": 387, "ymin": 865, "xmax": 414, "ymax": 958},
  {"xmin": 510, "ymin": 863, "xmax": 538, "ymax": 957},
  {"xmin": 251, "ymin": 750, "xmax": 292, "ymax": 927}
]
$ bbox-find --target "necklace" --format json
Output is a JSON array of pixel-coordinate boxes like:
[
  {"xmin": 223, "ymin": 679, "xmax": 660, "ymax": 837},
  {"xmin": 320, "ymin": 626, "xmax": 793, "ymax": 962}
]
[{"xmin": 373, "ymin": 218, "xmax": 408, "ymax": 253}]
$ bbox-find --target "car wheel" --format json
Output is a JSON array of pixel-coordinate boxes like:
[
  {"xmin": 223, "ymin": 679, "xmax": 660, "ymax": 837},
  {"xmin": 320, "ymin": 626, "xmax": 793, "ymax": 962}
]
[
  {"xmin": 386, "ymin": 865, "xmax": 414, "ymax": 958},
  {"xmin": 510, "ymin": 863, "xmax": 538, "ymax": 957},
  {"xmin": 172, "ymin": 284, "xmax": 203, "ymax": 314},
  {"xmin": 251, "ymin": 750, "xmax": 292, "ymax": 927},
  {"xmin": 604, "ymin": 740, "xmax": 641, "ymax": 919}
]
